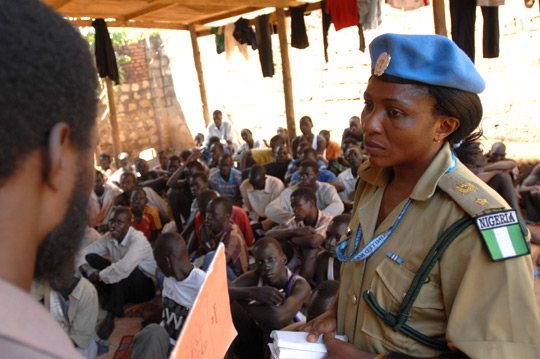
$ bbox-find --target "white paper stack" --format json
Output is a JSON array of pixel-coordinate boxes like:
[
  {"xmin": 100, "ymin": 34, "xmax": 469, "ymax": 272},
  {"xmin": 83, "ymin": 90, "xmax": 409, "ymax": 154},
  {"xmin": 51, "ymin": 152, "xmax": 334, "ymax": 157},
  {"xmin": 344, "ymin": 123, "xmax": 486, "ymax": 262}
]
[{"xmin": 268, "ymin": 331, "xmax": 348, "ymax": 359}]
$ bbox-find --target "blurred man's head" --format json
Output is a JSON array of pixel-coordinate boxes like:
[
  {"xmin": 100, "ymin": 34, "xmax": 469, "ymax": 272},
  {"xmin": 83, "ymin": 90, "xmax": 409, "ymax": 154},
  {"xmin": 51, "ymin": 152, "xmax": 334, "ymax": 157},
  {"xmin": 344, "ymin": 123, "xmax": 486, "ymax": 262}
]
[{"xmin": 0, "ymin": 0, "xmax": 98, "ymax": 290}]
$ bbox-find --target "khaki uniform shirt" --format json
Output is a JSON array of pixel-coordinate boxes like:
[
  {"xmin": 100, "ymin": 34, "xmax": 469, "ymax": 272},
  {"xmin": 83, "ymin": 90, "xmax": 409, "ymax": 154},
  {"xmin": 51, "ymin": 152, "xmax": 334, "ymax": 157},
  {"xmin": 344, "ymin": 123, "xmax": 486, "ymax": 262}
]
[{"xmin": 337, "ymin": 143, "xmax": 540, "ymax": 358}]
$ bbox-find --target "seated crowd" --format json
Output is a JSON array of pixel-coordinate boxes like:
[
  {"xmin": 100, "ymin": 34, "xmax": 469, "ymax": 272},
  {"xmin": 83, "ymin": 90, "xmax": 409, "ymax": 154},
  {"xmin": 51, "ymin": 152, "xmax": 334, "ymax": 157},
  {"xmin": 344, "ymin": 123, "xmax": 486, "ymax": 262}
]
[{"xmin": 31, "ymin": 110, "xmax": 539, "ymax": 359}]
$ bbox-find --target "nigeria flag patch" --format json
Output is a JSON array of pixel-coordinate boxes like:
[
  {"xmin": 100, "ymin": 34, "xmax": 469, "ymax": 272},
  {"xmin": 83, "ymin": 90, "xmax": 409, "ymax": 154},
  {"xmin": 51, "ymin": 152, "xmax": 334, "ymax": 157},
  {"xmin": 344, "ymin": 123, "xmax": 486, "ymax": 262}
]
[{"xmin": 476, "ymin": 210, "xmax": 529, "ymax": 262}]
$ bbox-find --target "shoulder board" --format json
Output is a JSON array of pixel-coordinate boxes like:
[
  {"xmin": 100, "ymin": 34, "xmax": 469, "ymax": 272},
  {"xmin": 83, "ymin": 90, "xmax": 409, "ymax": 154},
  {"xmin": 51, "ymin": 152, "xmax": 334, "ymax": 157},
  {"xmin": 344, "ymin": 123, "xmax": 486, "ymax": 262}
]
[{"xmin": 437, "ymin": 163, "xmax": 508, "ymax": 218}]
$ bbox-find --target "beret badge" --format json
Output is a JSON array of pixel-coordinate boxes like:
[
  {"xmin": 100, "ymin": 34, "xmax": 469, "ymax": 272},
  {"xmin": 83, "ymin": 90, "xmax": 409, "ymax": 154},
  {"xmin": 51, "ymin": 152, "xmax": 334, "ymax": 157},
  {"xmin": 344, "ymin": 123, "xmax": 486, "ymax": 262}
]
[{"xmin": 374, "ymin": 52, "xmax": 391, "ymax": 76}]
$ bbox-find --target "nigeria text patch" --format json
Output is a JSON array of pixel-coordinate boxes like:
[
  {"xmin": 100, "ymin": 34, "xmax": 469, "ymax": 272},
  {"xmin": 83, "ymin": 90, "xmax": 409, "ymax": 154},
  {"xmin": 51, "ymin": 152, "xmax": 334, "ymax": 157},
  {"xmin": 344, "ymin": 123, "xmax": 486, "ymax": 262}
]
[{"xmin": 476, "ymin": 210, "xmax": 529, "ymax": 262}]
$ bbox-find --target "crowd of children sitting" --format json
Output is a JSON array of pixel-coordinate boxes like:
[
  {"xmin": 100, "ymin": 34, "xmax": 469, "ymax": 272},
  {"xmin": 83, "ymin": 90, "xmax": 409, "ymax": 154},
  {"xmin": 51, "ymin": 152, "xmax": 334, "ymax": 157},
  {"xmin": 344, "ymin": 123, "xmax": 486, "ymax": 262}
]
[{"xmin": 32, "ymin": 109, "xmax": 539, "ymax": 359}]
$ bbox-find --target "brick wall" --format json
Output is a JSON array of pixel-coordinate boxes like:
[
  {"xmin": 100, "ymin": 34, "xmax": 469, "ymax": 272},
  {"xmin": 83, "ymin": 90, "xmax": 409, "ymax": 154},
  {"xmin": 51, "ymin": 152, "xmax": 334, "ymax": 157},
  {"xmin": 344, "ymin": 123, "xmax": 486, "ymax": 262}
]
[
  {"xmin": 97, "ymin": 35, "xmax": 195, "ymax": 160},
  {"xmin": 115, "ymin": 40, "xmax": 149, "ymax": 84}
]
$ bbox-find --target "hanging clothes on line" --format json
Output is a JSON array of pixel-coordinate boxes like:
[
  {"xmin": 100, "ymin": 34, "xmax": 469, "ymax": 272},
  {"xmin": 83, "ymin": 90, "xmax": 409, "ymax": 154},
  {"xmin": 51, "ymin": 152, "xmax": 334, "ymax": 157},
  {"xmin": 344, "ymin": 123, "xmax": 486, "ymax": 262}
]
[
  {"xmin": 450, "ymin": 0, "xmax": 502, "ymax": 63},
  {"xmin": 321, "ymin": 0, "xmax": 332, "ymax": 63},
  {"xmin": 358, "ymin": 0, "xmax": 383, "ymax": 30},
  {"xmin": 387, "ymin": 0, "xmax": 430, "ymax": 11},
  {"xmin": 225, "ymin": 23, "xmax": 249, "ymax": 60},
  {"xmin": 290, "ymin": 5, "xmax": 309, "ymax": 49},
  {"xmin": 255, "ymin": 14, "xmax": 275, "ymax": 78},
  {"xmin": 210, "ymin": 27, "xmax": 225, "ymax": 54},
  {"xmin": 233, "ymin": 18, "xmax": 258, "ymax": 50},
  {"xmin": 326, "ymin": 0, "xmax": 358, "ymax": 31}
]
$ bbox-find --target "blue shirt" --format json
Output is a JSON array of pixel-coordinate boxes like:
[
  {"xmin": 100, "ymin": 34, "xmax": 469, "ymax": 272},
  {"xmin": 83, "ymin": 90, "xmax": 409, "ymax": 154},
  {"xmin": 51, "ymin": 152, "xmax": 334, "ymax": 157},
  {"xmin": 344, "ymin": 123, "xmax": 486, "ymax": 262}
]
[{"xmin": 208, "ymin": 168, "xmax": 243, "ymax": 201}]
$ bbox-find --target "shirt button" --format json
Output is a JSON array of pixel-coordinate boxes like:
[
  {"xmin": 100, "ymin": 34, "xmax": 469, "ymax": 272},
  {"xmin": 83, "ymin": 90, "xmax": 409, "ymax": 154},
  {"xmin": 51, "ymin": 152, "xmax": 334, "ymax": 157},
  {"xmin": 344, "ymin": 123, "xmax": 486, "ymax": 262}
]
[{"xmin": 352, "ymin": 295, "xmax": 358, "ymax": 305}]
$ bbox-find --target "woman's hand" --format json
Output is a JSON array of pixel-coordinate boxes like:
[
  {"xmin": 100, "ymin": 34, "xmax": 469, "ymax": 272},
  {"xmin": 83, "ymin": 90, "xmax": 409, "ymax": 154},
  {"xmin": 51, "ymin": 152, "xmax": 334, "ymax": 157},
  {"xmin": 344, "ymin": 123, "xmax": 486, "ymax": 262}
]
[
  {"xmin": 323, "ymin": 333, "xmax": 377, "ymax": 359},
  {"xmin": 300, "ymin": 309, "xmax": 338, "ymax": 342}
]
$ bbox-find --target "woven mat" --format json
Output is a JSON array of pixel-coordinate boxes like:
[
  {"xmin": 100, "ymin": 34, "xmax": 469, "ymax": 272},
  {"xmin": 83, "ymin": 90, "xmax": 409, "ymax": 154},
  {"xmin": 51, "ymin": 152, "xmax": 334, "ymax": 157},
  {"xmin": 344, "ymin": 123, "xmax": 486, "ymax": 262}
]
[{"xmin": 113, "ymin": 335, "xmax": 133, "ymax": 359}]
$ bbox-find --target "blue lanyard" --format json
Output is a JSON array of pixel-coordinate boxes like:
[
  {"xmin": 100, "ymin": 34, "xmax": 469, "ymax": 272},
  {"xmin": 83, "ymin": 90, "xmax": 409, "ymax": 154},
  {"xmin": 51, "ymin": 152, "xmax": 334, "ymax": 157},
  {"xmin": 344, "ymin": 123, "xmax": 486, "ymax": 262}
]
[
  {"xmin": 336, "ymin": 151, "xmax": 457, "ymax": 263},
  {"xmin": 336, "ymin": 199, "xmax": 412, "ymax": 263}
]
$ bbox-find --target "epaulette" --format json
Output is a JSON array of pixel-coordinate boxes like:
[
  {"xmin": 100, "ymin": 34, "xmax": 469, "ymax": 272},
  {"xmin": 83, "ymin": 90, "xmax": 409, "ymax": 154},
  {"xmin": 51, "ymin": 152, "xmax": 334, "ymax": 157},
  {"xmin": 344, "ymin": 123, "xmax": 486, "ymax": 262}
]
[
  {"xmin": 438, "ymin": 163, "xmax": 530, "ymax": 262},
  {"xmin": 437, "ymin": 163, "xmax": 508, "ymax": 218}
]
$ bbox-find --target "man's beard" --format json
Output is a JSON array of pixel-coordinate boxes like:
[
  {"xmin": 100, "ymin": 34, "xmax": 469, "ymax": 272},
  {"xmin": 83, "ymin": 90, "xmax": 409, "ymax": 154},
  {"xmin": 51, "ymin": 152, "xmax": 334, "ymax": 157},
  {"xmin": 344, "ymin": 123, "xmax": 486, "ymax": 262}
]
[{"xmin": 34, "ymin": 165, "xmax": 92, "ymax": 291}]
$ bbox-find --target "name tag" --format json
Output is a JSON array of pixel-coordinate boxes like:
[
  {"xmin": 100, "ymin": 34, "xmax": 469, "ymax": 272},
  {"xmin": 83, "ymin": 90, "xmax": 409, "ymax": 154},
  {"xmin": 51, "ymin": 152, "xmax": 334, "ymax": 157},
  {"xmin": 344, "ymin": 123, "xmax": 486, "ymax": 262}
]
[{"xmin": 476, "ymin": 210, "xmax": 529, "ymax": 261}]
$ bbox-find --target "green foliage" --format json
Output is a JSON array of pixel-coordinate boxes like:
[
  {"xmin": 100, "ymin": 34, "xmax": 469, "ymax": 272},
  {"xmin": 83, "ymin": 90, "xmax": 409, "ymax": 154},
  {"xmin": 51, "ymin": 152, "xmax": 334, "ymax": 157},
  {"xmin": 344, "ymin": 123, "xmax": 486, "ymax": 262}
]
[{"xmin": 79, "ymin": 26, "xmax": 160, "ymax": 85}]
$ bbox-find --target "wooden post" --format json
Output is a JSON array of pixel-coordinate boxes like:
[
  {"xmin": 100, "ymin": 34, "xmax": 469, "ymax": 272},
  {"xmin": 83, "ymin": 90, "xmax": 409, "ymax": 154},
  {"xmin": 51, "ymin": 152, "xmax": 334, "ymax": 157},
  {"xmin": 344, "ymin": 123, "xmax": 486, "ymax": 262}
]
[
  {"xmin": 105, "ymin": 76, "xmax": 121, "ymax": 160},
  {"xmin": 189, "ymin": 23, "xmax": 211, "ymax": 128},
  {"xmin": 433, "ymin": 0, "xmax": 448, "ymax": 37},
  {"xmin": 276, "ymin": 7, "xmax": 296, "ymax": 150}
]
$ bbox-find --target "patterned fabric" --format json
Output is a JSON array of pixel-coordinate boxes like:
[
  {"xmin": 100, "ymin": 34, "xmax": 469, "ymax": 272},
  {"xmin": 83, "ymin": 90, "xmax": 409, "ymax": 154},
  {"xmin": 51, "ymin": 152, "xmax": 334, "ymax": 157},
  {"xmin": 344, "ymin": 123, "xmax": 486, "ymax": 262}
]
[
  {"xmin": 209, "ymin": 168, "xmax": 243, "ymax": 201},
  {"xmin": 195, "ymin": 206, "xmax": 255, "ymax": 248},
  {"xmin": 131, "ymin": 205, "xmax": 162, "ymax": 241},
  {"xmin": 278, "ymin": 210, "xmax": 334, "ymax": 239},
  {"xmin": 215, "ymin": 221, "xmax": 249, "ymax": 277}
]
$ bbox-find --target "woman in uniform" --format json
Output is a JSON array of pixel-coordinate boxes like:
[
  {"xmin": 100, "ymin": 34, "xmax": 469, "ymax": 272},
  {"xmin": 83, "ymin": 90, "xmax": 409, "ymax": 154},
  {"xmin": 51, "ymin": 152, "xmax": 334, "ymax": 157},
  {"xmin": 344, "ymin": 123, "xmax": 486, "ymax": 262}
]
[{"xmin": 302, "ymin": 34, "xmax": 540, "ymax": 358}]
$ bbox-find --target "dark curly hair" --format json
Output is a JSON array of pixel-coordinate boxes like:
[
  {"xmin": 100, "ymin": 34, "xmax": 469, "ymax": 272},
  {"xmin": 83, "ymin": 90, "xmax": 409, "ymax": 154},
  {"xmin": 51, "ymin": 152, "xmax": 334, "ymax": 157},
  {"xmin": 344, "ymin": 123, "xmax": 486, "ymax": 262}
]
[{"xmin": 0, "ymin": 0, "xmax": 98, "ymax": 185}]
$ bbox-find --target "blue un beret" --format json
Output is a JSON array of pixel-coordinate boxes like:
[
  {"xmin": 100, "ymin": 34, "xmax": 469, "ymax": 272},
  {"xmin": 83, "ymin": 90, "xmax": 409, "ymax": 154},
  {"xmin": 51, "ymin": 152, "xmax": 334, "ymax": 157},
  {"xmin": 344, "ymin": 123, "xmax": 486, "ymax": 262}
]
[{"xmin": 369, "ymin": 33, "xmax": 485, "ymax": 93}]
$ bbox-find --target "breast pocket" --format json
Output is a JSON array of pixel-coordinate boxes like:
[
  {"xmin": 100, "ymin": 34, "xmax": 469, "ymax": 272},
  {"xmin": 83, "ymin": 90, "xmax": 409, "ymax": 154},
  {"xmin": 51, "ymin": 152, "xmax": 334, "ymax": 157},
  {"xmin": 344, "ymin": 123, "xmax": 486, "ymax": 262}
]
[{"xmin": 360, "ymin": 258, "xmax": 447, "ymax": 356}]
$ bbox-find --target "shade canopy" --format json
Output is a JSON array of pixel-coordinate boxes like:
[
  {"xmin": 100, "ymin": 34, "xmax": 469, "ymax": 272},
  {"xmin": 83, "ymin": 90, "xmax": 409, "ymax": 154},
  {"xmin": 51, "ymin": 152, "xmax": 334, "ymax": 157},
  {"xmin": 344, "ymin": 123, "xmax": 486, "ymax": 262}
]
[{"xmin": 42, "ymin": 0, "xmax": 312, "ymax": 32}]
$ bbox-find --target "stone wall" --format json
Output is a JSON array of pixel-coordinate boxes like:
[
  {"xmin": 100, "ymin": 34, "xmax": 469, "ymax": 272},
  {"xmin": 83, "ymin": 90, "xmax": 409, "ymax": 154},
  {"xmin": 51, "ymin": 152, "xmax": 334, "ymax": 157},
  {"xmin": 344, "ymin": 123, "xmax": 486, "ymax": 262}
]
[{"xmin": 97, "ymin": 35, "xmax": 195, "ymax": 160}]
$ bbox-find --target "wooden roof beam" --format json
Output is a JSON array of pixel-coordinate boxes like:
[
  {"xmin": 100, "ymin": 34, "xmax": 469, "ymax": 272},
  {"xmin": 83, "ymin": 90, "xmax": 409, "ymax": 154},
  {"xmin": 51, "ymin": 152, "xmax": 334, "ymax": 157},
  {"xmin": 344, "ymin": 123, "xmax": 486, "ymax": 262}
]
[
  {"xmin": 195, "ymin": 1, "xmax": 322, "ymax": 36},
  {"xmin": 120, "ymin": 4, "xmax": 176, "ymax": 21},
  {"xmin": 69, "ymin": 19, "xmax": 189, "ymax": 30},
  {"xmin": 53, "ymin": 0, "xmax": 73, "ymax": 10},
  {"xmin": 150, "ymin": 0, "xmax": 306, "ymax": 8},
  {"xmin": 194, "ymin": 6, "xmax": 262, "ymax": 25}
]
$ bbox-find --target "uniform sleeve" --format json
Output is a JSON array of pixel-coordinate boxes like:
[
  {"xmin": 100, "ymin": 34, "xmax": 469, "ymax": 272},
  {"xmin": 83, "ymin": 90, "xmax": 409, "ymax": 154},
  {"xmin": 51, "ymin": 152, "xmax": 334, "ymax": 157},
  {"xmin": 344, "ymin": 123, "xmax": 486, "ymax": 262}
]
[
  {"xmin": 69, "ymin": 279, "xmax": 98, "ymax": 349},
  {"xmin": 320, "ymin": 185, "xmax": 344, "ymax": 217},
  {"xmin": 440, "ymin": 225, "xmax": 540, "ymax": 358},
  {"xmin": 99, "ymin": 233, "xmax": 153, "ymax": 284},
  {"xmin": 265, "ymin": 190, "xmax": 294, "ymax": 224}
]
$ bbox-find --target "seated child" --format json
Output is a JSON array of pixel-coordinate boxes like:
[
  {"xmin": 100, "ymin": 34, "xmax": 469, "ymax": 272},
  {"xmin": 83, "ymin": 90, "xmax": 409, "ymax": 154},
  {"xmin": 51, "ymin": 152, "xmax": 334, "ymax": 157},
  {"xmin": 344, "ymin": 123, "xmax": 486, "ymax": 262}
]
[
  {"xmin": 201, "ymin": 197, "xmax": 250, "ymax": 280},
  {"xmin": 266, "ymin": 187, "xmax": 333, "ymax": 284},
  {"xmin": 131, "ymin": 233, "xmax": 206, "ymax": 359},
  {"xmin": 228, "ymin": 237, "xmax": 311, "ymax": 359},
  {"xmin": 130, "ymin": 187, "xmax": 162, "ymax": 243},
  {"xmin": 312, "ymin": 214, "xmax": 350, "ymax": 287}
]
